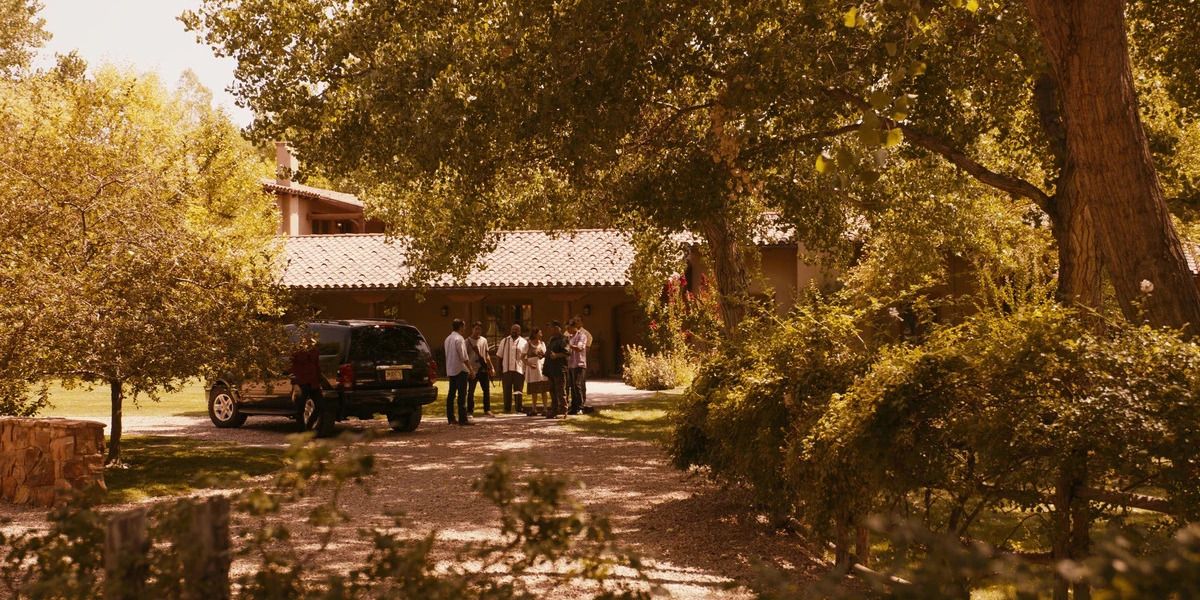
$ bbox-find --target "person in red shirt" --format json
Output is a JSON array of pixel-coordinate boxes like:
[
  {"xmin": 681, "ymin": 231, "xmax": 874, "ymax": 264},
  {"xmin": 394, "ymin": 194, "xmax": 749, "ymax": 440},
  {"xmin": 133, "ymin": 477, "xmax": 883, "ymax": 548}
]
[{"xmin": 291, "ymin": 334, "xmax": 323, "ymax": 427}]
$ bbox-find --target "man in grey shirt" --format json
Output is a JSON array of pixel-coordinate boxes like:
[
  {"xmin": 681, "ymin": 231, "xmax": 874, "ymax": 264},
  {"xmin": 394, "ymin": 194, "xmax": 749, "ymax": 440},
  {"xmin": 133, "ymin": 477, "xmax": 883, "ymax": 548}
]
[{"xmin": 443, "ymin": 318, "xmax": 471, "ymax": 425}]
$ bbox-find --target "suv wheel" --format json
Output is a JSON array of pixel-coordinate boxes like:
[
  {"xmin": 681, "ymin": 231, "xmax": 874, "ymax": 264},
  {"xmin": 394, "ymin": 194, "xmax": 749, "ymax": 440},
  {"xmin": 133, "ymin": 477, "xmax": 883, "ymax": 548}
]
[
  {"xmin": 208, "ymin": 385, "xmax": 247, "ymax": 428},
  {"xmin": 388, "ymin": 411, "xmax": 422, "ymax": 433},
  {"xmin": 301, "ymin": 395, "xmax": 337, "ymax": 438}
]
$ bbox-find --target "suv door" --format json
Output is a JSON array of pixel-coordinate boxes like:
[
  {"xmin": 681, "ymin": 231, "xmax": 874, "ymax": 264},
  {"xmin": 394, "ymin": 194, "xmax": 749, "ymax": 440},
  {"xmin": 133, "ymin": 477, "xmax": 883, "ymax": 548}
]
[
  {"xmin": 238, "ymin": 355, "xmax": 295, "ymax": 409},
  {"xmin": 346, "ymin": 324, "xmax": 433, "ymax": 389}
]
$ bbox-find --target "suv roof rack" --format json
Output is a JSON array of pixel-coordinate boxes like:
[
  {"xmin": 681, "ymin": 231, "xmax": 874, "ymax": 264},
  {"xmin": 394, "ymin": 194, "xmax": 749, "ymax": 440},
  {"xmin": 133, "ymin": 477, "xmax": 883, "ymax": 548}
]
[{"xmin": 317, "ymin": 318, "xmax": 410, "ymax": 327}]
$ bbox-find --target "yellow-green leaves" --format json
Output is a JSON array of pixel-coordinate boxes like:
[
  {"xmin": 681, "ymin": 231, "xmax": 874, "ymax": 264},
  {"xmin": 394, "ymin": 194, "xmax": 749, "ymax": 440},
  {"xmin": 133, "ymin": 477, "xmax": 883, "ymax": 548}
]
[
  {"xmin": 885, "ymin": 127, "xmax": 903, "ymax": 147},
  {"xmin": 843, "ymin": 6, "xmax": 859, "ymax": 28}
]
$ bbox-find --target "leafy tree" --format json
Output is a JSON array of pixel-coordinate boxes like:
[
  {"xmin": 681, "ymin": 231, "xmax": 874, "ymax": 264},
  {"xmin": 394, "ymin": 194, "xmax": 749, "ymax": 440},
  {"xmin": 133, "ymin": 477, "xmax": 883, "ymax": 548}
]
[
  {"xmin": 182, "ymin": 1, "xmax": 886, "ymax": 331},
  {"xmin": 0, "ymin": 0, "xmax": 48, "ymax": 78},
  {"xmin": 0, "ymin": 64, "xmax": 288, "ymax": 463},
  {"xmin": 185, "ymin": 1, "xmax": 1200, "ymax": 332},
  {"xmin": 823, "ymin": 0, "xmax": 1200, "ymax": 333}
]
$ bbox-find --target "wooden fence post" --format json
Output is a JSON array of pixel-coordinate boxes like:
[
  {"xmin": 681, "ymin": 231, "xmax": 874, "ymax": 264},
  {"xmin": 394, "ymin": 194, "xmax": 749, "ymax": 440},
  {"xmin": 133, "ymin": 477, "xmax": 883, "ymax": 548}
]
[
  {"xmin": 181, "ymin": 496, "xmax": 232, "ymax": 600},
  {"xmin": 104, "ymin": 508, "xmax": 149, "ymax": 600}
]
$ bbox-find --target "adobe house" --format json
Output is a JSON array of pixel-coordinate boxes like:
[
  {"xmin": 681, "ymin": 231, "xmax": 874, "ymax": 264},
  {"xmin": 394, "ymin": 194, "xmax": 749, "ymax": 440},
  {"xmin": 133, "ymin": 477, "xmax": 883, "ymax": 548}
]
[{"xmin": 267, "ymin": 143, "xmax": 826, "ymax": 376}]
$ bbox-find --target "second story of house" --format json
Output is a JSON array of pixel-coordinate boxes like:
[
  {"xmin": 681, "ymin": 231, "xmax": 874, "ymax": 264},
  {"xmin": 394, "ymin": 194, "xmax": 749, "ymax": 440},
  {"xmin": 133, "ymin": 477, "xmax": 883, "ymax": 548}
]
[{"xmin": 265, "ymin": 142, "xmax": 383, "ymax": 236}]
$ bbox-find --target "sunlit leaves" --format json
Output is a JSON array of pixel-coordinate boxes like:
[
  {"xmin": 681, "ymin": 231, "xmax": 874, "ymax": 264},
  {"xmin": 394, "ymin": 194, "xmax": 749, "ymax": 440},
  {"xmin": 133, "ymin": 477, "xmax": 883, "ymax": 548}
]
[{"xmin": 0, "ymin": 68, "xmax": 289, "ymax": 443}]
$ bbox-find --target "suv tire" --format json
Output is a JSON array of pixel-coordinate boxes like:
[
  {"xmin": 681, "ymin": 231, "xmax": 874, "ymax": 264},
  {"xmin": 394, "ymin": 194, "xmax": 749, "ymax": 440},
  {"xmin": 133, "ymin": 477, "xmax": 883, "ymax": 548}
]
[
  {"xmin": 301, "ymin": 394, "xmax": 337, "ymax": 438},
  {"xmin": 389, "ymin": 411, "xmax": 422, "ymax": 433},
  {"xmin": 209, "ymin": 385, "xmax": 247, "ymax": 428}
]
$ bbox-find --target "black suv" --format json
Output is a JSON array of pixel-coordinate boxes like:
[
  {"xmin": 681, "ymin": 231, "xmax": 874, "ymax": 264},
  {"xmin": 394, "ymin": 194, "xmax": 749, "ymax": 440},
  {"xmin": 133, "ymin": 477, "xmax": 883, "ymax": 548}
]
[{"xmin": 206, "ymin": 320, "xmax": 439, "ymax": 436}]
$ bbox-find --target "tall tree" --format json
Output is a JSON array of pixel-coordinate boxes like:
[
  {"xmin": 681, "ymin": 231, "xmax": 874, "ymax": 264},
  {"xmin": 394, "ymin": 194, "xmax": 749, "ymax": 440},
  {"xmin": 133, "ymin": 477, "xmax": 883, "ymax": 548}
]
[
  {"xmin": 829, "ymin": 0, "xmax": 1200, "ymax": 331},
  {"xmin": 0, "ymin": 64, "xmax": 288, "ymax": 463},
  {"xmin": 184, "ymin": 1, "xmax": 874, "ymax": 332}
]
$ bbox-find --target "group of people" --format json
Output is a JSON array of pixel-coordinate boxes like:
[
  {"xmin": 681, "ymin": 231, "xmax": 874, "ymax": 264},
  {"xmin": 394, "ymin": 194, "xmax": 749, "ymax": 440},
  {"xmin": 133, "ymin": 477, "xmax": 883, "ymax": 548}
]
[{"xmin": 443, "ymin": 316, "xmax": 591, "ymax": 424}]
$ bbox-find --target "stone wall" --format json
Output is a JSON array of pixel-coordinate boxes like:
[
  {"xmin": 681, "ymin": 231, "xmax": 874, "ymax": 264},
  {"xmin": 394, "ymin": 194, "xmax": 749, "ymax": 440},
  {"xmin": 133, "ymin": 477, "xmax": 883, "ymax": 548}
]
[{"xmin": 0, "ymin": 418, "xmax": 106, "ymax": 506}]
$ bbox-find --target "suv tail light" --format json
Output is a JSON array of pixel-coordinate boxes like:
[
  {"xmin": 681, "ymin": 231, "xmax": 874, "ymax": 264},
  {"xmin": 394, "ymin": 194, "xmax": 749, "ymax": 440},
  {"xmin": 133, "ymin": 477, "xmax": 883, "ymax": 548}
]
[
  {"xmin": 427, "ymin": 359, "xmax": 438, "ymax": 383},
  {"xmin": 337, "ymin": 363, "xmax": 354, "ymax": 389}
]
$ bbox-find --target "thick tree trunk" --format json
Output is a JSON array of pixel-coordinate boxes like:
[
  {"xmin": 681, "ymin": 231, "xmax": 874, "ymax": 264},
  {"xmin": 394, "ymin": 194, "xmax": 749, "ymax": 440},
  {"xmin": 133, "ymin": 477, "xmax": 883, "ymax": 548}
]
[
  {"xmin": 1027, "ymin": 0, "xmax": 1200, "ymax": 333},
  {"xmin": 1052, "ymin": 173, "xmax": 1103, "ymax": 310},
  {"xmin": 698, "ymin": 215, "xmax": 752, "ymax": 333},
  {"xmin": 107, "ymin": 378, "xmax": 123, "ymax": 465}
]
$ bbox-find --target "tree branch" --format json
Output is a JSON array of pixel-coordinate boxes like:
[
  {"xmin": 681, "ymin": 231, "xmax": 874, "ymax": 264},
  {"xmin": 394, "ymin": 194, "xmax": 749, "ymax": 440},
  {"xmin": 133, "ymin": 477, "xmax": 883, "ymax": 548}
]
[
  {"xmin": 1076, "ymin": 487, "xmax": 1175, "ymax": 514},
  {"xmin": 826, "ymin": 88, "xmax": 1053, "ymax": 214}
]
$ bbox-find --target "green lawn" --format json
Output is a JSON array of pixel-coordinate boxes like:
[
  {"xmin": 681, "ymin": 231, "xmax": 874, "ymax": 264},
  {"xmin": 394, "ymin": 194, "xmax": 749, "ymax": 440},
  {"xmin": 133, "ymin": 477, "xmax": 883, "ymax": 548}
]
[
  {"xmin": 41, "ymin": 379, "xmax": 454, "ymax": 419},
  {"xmin": 104, "ymin": 436, "xmax": 285, "ymax": 503},
  {"xmin": 565, "ymin": 393, "xmax": 677, "ymax": 443},
  {"xmin": 40, "ymin": 380, "xmax": 210, "ymax": 418}
]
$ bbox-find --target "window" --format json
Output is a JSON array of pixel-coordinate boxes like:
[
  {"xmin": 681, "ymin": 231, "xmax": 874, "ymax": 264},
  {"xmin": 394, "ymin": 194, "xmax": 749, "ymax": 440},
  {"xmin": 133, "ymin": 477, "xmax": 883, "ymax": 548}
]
[
  {"xmin": 484, "ymin": 303, "xmax": 534, "ymax": 338},
  {"xmin": 349, "ymin": 325, "xmax": 424, "ymax": 361}
]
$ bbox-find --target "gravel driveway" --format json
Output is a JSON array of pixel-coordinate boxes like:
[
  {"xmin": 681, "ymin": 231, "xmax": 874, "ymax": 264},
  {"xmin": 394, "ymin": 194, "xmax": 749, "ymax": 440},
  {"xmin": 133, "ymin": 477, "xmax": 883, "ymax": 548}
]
[{"xmin": 1, "ymin": 381, "xmax": 826, "ymax": 598}]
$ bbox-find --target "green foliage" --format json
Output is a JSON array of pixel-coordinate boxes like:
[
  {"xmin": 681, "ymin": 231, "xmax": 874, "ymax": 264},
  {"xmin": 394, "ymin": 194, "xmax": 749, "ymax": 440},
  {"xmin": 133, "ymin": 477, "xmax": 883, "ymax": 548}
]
[
  {"xmin": 0, "ymin": 379, "xmax": 47, "ymax": 417},
  {"xmin": 767, "ymin": 517, "xmax": 1200, "ymax": 599},
  {"xmin": 670, "ymin": 285, "xmax": 1200, "ymax": 594},
  {"xmin": 0, "ymin": 433, "xmax": 650, "ymax": 599},
  {"xmin": 0, "ymin": 487, "xmax": 106, "ymax": 599},
  {"xmin": 643, "ymin": 273, "xmax": 722, "ymax": 357},
  {"xmin": 0, "ymin": 63, "xmax": 291, "ymax": 459},
  {"xmin": 797, "ymin": 302, "xmax": 1200, "ymax": 539},
  {"xmin": 668, "ymin": 296, "xmax": 874, "ymax": 516},
  {"xmin": 621, "ymin": 346, "xmax": 689, "ymax": 391}
]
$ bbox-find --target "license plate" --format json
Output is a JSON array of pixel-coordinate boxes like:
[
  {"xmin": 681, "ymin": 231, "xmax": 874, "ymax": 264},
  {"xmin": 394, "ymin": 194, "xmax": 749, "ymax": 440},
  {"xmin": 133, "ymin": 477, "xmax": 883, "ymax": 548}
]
[{"xmin": 384, "ymin": 368, "xmax": 405, "ymax": 381}]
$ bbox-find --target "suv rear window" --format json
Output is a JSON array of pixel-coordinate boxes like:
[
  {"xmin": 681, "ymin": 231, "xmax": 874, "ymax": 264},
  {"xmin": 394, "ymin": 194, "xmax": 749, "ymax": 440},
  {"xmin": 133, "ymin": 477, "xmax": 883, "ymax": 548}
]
[{"xmin": 349, "ymin": 326, "xmax": 427, "ymax": 362}]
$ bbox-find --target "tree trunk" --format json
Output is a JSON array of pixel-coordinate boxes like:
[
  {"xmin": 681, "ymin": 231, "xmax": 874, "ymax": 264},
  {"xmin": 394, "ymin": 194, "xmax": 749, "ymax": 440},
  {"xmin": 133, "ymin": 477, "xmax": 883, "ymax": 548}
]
[
  {"xmin": 1051, "ymin": 172, "xmax": 1103, "ymax": 310},
  {"xmin": 698, "ymin": 215, "xmax": 752, "ymax": 333},
  {"xmin": 1051, "ymin": 468, "xmax": 1073, "ymax": 600},
  {"xmin": 1027, "ymin": 0, "xmax": 1200, "ymax": 333},
  {"xmin": 107, "ymin": 378, "xmax": 123, "ymax": 465}
]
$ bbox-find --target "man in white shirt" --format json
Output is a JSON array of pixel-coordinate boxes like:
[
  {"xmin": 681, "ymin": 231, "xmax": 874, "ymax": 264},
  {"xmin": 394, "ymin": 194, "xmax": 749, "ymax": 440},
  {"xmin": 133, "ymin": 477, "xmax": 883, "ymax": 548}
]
[
  {"xmin": 495, "ymin": 323, "xmax": 528, "ymax": 413},
  {"xmin": 566, "ymin": 318, "xmax": 588, "ymax": 415},
  {"xmin": 572, "ymin": 314, "xmax": 593, "ymax": 408},
  {"xmin": 443, "ymin": 319, "xmax": 471, "ymax": 425}
]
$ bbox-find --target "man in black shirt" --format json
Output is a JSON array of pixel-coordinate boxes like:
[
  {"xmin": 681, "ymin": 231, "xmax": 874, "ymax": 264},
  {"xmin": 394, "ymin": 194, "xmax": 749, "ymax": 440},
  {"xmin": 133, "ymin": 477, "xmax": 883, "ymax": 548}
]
[{"xmin": 542, "ymin": 321, "xmax": 569, "ymax": 419}]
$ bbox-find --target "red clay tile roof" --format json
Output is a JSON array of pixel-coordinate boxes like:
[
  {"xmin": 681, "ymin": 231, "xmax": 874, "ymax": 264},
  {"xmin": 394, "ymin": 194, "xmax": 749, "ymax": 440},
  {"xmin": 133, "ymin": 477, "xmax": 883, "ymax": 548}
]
[
  {"xmin": 283, "ymin": 231, "xmax": 634, "ymax": 289},
  {"xmin": 261, "ymin": 179, "xmax": 364, "ymax": 211}
]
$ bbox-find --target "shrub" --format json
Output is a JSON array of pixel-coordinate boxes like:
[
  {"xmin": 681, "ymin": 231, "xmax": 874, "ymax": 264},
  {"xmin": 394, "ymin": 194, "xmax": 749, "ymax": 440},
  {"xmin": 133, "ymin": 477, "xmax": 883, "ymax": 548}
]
[
  {"xmin": 671, "ymin": 291, "xmax": 1200, "ymax": 596},
  {"xmin": 667, "ymin": 297, "xmax": 874, "ymax": 517},
  {"xmin": 621, "ymin": 346, "xmax": 691, "ymax": 390}
]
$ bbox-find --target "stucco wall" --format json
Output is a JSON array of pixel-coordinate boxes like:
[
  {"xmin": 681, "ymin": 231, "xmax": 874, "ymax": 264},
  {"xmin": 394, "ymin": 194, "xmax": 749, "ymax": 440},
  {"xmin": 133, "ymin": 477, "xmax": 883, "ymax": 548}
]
[{"xmin": 688, "ymin": 243, "xmax": 832, "ymax": 316}]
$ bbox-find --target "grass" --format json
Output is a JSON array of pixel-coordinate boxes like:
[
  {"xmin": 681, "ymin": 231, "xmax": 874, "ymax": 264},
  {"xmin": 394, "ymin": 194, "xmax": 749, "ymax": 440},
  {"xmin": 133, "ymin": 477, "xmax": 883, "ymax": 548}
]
[
  {"xmin": 565, "ymin": 393, "xmax": 677, "ymax": 443},
  {"xmin": 104, "ymin": 436, "xmax": 285, "ymax": 503},
  {"xmin": 41, "ymin": 379, "xmax": 454, "ymax": 419},
  {"xmin": 40, "ymin": 380, "xmax": 210, "ymax": 418}
]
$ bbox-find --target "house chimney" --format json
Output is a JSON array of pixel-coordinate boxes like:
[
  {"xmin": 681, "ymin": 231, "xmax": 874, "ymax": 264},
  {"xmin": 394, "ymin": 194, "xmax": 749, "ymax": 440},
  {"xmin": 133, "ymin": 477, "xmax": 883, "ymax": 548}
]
[{"xmin": 275, "ymin": 141, "xmax": 298, "ymax": 185}]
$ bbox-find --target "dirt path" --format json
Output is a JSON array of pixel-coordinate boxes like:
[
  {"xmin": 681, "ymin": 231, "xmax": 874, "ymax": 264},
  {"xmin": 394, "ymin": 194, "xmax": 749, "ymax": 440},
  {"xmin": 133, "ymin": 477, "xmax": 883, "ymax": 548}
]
[{"xmin": 1, "ymin": 382, "xmax": 827, "ymax": 598}]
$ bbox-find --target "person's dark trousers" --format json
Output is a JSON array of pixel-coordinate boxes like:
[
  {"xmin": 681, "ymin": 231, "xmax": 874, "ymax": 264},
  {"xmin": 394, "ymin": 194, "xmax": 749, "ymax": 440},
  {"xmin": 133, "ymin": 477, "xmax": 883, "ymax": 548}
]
[
  {"xmin": 501, "ymin": 371, "xmax": 525, "ymax": 412},
  {"xmin": 445, "ymin": 372, "xmax": 469, "ymax": 424},
  {"xmin": 467, "ymin": 371, "xmax": 491, "ymax": 414},
  {"xmin": 547, "ymin": 372, "xmax": 567, "ymax": 416},
  {"xmin": 576, "ymin": 367, "xmax": 588, "ymax": 407},
  {"xmin": 568, "ymin": 367, "xmax": 586, "ymax": 414}
]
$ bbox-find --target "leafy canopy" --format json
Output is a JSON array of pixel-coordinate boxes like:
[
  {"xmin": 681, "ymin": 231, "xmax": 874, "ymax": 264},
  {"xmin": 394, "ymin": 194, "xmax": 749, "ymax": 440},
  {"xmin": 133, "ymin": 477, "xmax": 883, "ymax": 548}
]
[{"xmin": 0, "ymin": 63, "xmax": 288, "ymax": 427}]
